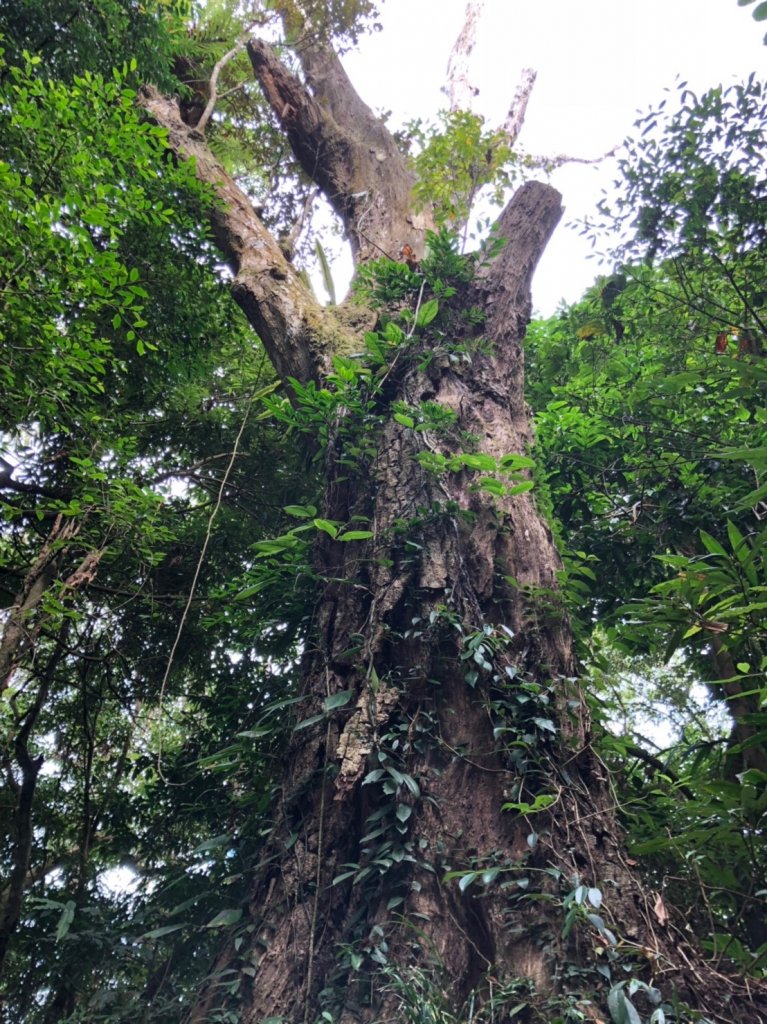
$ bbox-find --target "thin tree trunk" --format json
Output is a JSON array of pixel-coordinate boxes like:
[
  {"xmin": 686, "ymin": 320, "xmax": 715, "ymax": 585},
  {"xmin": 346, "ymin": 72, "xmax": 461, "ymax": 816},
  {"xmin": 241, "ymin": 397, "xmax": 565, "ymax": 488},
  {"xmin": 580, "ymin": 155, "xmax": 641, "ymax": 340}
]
[
  {"xmin": 711, "ymin": 633, "xmax": 767, "ymax": 773},
  {"xmin": 0, "ymin": 633, "xmax": 69, "ymax": 972},
  {"xmin": 0, "ymin": 529, "xmax": 104, "ymax": 975}
]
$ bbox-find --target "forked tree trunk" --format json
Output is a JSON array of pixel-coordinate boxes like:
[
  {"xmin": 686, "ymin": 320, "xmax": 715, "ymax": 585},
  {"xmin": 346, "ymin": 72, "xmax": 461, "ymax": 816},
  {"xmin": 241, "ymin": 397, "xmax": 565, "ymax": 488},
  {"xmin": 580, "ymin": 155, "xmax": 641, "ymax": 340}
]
[{"xmin": 140, "ymin": 34, "xmax": 765, "ymax": 1024}]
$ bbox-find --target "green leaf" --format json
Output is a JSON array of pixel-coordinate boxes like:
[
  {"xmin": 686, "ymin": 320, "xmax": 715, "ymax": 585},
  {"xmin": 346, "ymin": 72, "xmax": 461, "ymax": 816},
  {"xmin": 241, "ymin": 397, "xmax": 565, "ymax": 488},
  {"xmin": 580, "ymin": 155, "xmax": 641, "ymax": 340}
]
[
  {"xmin": 396, "ymin": 803, "xmax": 412, "ymax": 823},
  {"xmin": 393, "ymin": 412, "xmax": 415, "ymax": 428},
  {"xmin": 476, "ymin": 476, "xmax": 506, "ymax": 495},
  {"xmin": 502, "ymin": 793, "xmax": 556, "ymax": 814},
  {"xmin": 699, "ymin": 530, "xmax": 728, "ymax": 558},
  {"xmin": 315, "ymin": 239, "xmax": 337, "ymax": 305},
  {"xmin": 253, "ymin": 537, "xmax": 298, "ymax": 556},
  {"xmin": 205, "ymin": 908, "xmax": 243, "ymax": 928},
  {"xmin": 499, "ymin": 453, "xmax": 535, "ymax": 470},
  {"xmin": 717, "ymin": 445, "xmax": 767, "ymax": 465},
  {"xmin": 457, "ymin": 453, "xmax": 497, "ymax": 472},
  {"xmin": 332, "ymin": 869, "xmax": 359, "ymax": 886},
  {"xmin": 458, "ymin": 871, "xmax": 479, "ymax": 893},
  {"xmin": 293, "ymin": 713, "xmax": 326, "ymax": 732},
  {"xmin": 753, "ymin": 0, "xmax": 767, "ymax": 19},
  {"xmin": 313, "ymin": 518, "xmax": 338, "ymax": 538},
  {"xmin": 608, "ymin": 986, "xmax": 642, "ymax": 1024},
  {"xmin": 141, "ymin": 923, "xmax": 189, "ymax": 939},
  {"xmin": 337, "ymin": 530, "xmax": 374, "ymax": 541},
  {"xmin": 726, "ymin": 519, "xmax": 747, "ymax": 557},
  {"xmin": 283, "ymin": 504, "xmax": 317, "ymax": 518},
  {"xmin": 506, "ymin": 480, "xmax": 535, "ymax": 496},
  {"xmin": 323, "ymin": 690, "xmax": 353, "ymax": 711},
  {"xmin": 415, "ymin": 298, "xmax": 439, "ymax": 327},
  {"xmin": 532, "ymin": 717, "xmax": 557, "ymax": 733},
  {"xmin": 192, "ymin": 834, "xmax": 231, "ymax": 854},
  {"xmin": 55, "ymin": 901, "xmax": 76, "ymax": 942}
]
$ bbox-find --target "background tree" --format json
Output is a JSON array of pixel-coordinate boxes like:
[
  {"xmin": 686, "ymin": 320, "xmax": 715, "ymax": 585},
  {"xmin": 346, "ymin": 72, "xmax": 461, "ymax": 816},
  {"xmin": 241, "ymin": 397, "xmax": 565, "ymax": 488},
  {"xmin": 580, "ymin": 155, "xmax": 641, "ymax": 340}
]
[{"xmin": 526, "ymin": 75, "xmax": 767, "ymax": 982}]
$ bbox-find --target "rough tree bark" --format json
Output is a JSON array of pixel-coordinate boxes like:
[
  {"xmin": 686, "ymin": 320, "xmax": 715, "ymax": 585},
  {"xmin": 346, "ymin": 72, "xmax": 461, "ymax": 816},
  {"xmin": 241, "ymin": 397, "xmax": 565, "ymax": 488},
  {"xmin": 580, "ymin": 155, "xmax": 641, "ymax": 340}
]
[{"xmin": 141, "ymin": 30, "xmax": 766, "ymax": 1024}]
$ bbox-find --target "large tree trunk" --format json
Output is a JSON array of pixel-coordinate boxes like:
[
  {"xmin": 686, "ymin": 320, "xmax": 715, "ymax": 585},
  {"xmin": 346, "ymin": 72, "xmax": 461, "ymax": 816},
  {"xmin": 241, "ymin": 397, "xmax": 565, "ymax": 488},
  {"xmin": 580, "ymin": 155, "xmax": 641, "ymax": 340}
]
[{"xmin": 140, "ymin": 34, "xmax": 766, "ymax": 1024}]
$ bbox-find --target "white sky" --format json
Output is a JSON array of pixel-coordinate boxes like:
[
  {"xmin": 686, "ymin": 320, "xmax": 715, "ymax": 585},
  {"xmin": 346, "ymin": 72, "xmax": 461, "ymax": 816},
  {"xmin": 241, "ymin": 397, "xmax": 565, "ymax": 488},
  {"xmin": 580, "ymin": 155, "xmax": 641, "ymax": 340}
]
[{"xmin": 340, "ymin": 0, "xmax": 766, "ymax": 314}]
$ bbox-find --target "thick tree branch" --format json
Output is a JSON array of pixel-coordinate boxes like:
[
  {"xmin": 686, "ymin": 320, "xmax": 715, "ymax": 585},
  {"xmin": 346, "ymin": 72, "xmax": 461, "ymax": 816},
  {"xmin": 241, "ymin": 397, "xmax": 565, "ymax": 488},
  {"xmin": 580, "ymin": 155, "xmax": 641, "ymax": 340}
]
[
  {"xmin": 0, "ymin": 515, "xmax": 78, "ymax": 688},
  {"xmin": 0, "ymin": 457, "xmax": 69, "ymax": 500},
  {"xmin": 247, "ymin": 39, "xmax": 431, "ymax": 263},
  {"xmin": 471, "ymin": 180, "xmax": 563, "ymax": 426},
  {"xmin": 478, "ymin": 181, "xmax": 563, "ymax": 335},
  {"xmin": 138, "ymin": 86, "xmax": 352, "ymax": 384},
  {"xmin": 446, "ymin": 0, "xmax": 485, "ymax": 112}
]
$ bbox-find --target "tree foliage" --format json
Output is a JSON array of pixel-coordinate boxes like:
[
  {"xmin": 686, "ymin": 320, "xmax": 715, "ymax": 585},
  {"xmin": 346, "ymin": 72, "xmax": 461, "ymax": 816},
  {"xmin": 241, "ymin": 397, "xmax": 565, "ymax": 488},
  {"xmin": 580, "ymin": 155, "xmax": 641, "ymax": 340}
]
[
  {"xmin": 526, "ymin": 77, "xmax": 767, "ymax": 978},
  {"xmin": 0, "ymin": 14, "xmax": 308, "ymax": 1018}
]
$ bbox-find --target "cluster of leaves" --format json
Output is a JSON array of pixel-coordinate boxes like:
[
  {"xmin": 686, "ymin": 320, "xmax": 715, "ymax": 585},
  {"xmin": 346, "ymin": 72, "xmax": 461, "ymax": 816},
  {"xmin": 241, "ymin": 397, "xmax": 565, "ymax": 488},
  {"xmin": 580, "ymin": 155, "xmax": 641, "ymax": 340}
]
[
  {"xmin": 587, "ymin": 76, "xmax": 767, "ymax": 289},
  {"xmin": 0, "ymin": 0, "xmax": 191, "ymax": 86},
  {"xmin": 381, "ymin": 959, "xmax": 689, "ymax": 1024},
  {"xmin": 528, "ymin": 77, "xmax": 767, "ymax": 973},
  {"xmin": 407, "ymin": 111, "xmax": 516, "ymax": 234},
  {"xmin": 0, "ymin": 22, "xmax": 314, "ymax": 1022},
  {"xmin": 277, "ymin": 0, "xmax": 382, "ymax": 47},
  {"xmin": 228, "ymin": 229, "xmax": 536, "ymax": 626},
  {"xmin": 527, "ymin": 272, "xmax": 764, "ymax": 625},
  {"xmin": 332, "ymin": 704, "xmax": 424, "ymax": 897}
]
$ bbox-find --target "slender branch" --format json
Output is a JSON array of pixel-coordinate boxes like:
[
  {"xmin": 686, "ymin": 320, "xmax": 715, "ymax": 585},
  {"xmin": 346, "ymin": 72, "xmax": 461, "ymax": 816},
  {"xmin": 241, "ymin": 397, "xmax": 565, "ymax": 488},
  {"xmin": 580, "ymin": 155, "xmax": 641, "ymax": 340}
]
[
  {"xmin": 280, "ymin": 185, "xmax": 319, "ymax": 260},
  {"xmin": 532, "ymin": 145, "xmax": 618, "ymax": 170},
  {"xmin": 0, "ymin": 515, "xmax": 79, "ymax": 688},
  {"xmin": 0, "ymin": 458, "xmax": 70, "ymax": 500},
  {"xmin": 623, "ymin": 741, "xmax": 695, "ymax": 799},
  {"xmin": 196, "ymin": 21, "xmax": 261, "ymax": 135},
  {"xmin": 622, "ymin": 263, "xmax": 741, "ymax": 327},
  {"xmin": 155, "ymin": 388, "xmax": 256, "ymax": 782},
  {"xmin": 445, "ymin": 8, "xmax": 612, "ymax": 182},
  {"xmin": 0, "ymin": 743, "xmax": 42, "ymax": 970},
  {"xmin": 709, "ymin": 250, "xmax": 767, "ymax": 337},
  {"xmin": 445, "ymin": 1, "xmax": 535, "ymax": 149}
]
